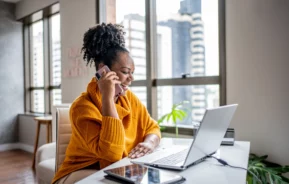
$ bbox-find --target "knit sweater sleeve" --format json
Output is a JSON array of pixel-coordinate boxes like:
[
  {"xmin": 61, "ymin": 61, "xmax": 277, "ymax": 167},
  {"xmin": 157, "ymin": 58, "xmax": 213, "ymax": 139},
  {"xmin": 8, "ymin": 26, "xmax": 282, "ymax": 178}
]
[
  {"xmin": 70, "ymin": 102, "xmax": 125, "ymax": 163},
  {"xmin": 130, "ymin": 92, "xmax": 161, "ymax": 139},
  {"xmin": 141, "ymin": 106, "xmax": 161, "ymax": 139}
]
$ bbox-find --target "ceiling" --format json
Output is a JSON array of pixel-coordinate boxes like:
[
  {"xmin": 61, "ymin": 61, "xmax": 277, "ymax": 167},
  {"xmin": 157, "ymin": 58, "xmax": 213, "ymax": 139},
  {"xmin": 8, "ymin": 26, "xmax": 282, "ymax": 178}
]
[{"xmin": 1, "ymin": 0, "xmax": 21, "ymax": 3}]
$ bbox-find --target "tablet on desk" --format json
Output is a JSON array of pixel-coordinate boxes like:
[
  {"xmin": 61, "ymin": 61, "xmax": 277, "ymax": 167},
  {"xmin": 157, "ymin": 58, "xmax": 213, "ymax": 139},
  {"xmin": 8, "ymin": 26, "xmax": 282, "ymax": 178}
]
[{"xmin": 103, "ymin": 164, "xmax": 185, "ymax": 184}]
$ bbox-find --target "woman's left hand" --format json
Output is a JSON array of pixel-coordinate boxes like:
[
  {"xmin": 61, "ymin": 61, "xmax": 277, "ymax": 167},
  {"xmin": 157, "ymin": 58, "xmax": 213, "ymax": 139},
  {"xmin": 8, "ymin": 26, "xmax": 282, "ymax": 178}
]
[{"xmin": 128, "ymin": 142, "xmax": 155, "ymax": 159}]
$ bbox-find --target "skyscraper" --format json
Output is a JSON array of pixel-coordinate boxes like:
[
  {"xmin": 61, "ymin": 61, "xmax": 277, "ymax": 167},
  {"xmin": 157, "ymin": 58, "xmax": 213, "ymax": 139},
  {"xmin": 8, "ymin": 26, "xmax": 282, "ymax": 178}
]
[
  {"xmin": 159, "ymin": 0, "xmax": 207, "ymax": 122},
  {"xmin": 121, "ymin": 0, "xmax": 207, "ymax": 123}
]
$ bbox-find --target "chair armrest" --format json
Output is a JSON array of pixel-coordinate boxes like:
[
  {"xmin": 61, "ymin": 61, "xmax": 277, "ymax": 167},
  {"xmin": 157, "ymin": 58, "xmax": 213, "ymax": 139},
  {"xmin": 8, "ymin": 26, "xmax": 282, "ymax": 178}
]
[{"xmin": 36, "ymin": 142, "xmax": 56, "ymax": 165}]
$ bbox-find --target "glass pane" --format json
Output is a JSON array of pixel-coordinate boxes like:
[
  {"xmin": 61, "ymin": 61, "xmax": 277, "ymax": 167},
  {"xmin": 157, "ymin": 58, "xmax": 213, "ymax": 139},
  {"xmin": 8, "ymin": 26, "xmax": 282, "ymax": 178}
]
[
  {"xmin": 130, "ymin": 87, "xmax": 147, "ymax": 107},
  {"xmin": 32, "ymin": 90, "xmax": 44, "ymax": 113},
  {"xmin": 31, "ymin": 21, "xmax": 44, "ymax": 86},
  {"xmin": 52, "ymin": 89, "xmax": 62, "ymax": 105},
  {"xmin": 111, "ymin": 0, "xmax": 147, "ymax": 80},
  {"xmin": 50, "ymin": 13, "xmax": 61, "ymax": 86},
  {"xmin": 156, "ymin": 0, "xmax": 219, "ymax": 78},
  {"xmin": 157, "ymin": 85, "xmax": 219, "ymax": 126}
]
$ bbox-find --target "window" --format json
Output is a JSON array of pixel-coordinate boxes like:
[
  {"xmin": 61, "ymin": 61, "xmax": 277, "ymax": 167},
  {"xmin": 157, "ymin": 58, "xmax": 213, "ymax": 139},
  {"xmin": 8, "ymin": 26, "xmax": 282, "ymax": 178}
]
[
  {"xmin": 99, "ymin": 0, "xmax": 225, "ymax": 130},
  {"xmin": 23, "ymin": 4, "xmax": 61, "ymax": 113}
]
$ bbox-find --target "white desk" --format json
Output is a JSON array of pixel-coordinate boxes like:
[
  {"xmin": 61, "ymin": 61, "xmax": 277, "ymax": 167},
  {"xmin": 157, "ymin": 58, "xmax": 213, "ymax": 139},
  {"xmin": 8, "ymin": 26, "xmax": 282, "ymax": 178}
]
[{"xmin": 76, "ymin": 138, "xmax": 250, "ymax": 184}]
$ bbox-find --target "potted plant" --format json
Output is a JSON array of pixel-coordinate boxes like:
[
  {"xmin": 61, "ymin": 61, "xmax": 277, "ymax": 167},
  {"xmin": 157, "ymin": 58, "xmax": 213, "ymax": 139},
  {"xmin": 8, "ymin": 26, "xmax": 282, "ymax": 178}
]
[
  {"xmin": 157, "ymin": 101, "xmax": 189, "ymax": 137},
  {"xmin": 247, "ymin": 153, "xmax": 289, "ymax": 184}
]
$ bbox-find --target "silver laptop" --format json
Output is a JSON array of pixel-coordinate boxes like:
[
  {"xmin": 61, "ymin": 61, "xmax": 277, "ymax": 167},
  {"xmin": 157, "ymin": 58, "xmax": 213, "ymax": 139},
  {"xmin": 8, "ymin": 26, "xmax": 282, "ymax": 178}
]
[{"xmin": 131, "ymin": 104, "xmax": 238, "ymax": 170}]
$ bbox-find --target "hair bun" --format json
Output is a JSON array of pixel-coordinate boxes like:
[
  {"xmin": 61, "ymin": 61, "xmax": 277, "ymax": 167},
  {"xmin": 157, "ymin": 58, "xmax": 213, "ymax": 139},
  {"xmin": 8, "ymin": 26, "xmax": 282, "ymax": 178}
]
[{"xmin": 82, "ymin": 23, "xmax": 126, "ymax": 66}]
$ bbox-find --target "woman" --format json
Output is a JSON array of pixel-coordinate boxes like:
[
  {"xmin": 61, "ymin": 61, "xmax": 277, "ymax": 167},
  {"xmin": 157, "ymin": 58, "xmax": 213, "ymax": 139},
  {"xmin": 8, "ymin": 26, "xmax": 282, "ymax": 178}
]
[{"xmin": 52, "ymin": 23, "xmax": 161, "ymax": 184}]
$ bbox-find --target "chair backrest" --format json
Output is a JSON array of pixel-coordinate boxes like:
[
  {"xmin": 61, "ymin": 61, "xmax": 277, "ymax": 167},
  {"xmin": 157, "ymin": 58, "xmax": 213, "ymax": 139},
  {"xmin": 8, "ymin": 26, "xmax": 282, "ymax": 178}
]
[{"xmin": 55, "ymin": 108, "xmax": 72, "ymax": 172}]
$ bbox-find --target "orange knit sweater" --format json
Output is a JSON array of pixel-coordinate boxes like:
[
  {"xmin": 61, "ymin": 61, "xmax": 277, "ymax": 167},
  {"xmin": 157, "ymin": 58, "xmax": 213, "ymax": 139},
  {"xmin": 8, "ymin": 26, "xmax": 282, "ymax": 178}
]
[{"xmin": 52, "ymin": 78, "xmax": 161, "ymax": 183}]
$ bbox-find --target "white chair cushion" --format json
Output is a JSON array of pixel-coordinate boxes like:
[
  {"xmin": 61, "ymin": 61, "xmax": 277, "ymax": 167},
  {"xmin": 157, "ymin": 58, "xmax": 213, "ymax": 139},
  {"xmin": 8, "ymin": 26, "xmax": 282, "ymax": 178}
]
[
  {"xmin": 36, "ymin": 142, "xmax": 56, "ymax": 165},
  {"xmin": 36, "ymin": 158, "xmax": 56, "ymax": 184}
]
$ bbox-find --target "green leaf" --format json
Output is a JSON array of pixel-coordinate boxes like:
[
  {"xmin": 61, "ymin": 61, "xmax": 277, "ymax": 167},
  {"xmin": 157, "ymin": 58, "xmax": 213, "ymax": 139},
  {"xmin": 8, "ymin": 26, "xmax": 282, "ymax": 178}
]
[
  {"xmin": 249, "ymin": 156, "xmax": 268, "ymax": 167},
  {"xmin": 268, "ymin": 173, "xmax": 274, "ymax": 184},
  {"xmin": 166, "ymin": 113, "xmax": 172, "ymax": 122},
  {"xmin": 259, "ymin": 173, "xmax": 267, "ymax": 184},
  {"xmin": 157, "ymin": 114, "xmax": 166, "ymax": 124},
  {"xmin": 177, "ymin": 110, "xmax": 187, "ymax": 118},
  {"xmin": 172, "ymin": 113, "xmax": 177, "ymax": 124},
  {"xmin": 172, "ymin": 110, "xmax": 181, "ymax": 121},
  {"xmin": 255, "ymin": 168, "xmax": 267, "ymax": 184},
  {"xmin": 247, "ymin": 153, "xmax": 289, "ymax": 184},
  {"xmin": 267, "ymin": 166, "xmax": 289, "ymax": 174},
  {"xmin": 172, "ymin": 104, "xmax": 178, "ymax": 110},
  {"xmin": 255, "ymin": 163, "xmax": 266, "ymax": 168},
  {"xmin": 157, "ymin": 101, "xmax": 190, "ymax": 127},
  {"xmin": 174, "ymin": 109, "xmax": 186, "ymax": 119},
  {"xmin": 159, "ymin": 126, "xmax": 166, "ymax": 131},
  {"xmin": 250, "ymin": 153, "xmax": 258, "ymax": 159},
  {"xmin": 247, "ymin": 175, "xmax": 253, "ymax": 184}
]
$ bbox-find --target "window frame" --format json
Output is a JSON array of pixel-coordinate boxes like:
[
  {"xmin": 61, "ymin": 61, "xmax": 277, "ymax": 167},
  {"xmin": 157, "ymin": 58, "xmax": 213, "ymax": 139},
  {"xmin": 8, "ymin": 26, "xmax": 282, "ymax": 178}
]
[
  {"xmin": 22, "ymin": 3, "xmax": 60, "ymax": 114},
  {"xmin": 98, "ymin": 0, "xmax": 226, "ymax": 135}
]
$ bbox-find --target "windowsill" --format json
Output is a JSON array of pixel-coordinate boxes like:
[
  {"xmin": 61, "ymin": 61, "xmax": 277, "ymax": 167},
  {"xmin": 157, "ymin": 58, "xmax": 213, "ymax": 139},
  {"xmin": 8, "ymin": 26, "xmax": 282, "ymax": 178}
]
[
  {"xmin": 18, "ymin": 112, "xmax": 51, "ymax": 117},
  {"xmin": 160, "ymin": 124, "xmax": 198, "ymax": 136}
]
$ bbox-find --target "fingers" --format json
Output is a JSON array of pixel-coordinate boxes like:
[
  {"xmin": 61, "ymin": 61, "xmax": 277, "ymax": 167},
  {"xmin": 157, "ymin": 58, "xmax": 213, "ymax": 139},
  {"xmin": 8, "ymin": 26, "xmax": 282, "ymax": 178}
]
[
  {"xmin": 129, "ymin": 150, "xmax": 144, "ymax": 159},
  {"xmin": 128, "ymin": 143, "xmax": 153, "ymax": 159},
  {"xmin": 101, "ymin": 71, "xmax": 119, "ymax": 80},
  {"xmin": 99, "ymin": 71, "xmax": 121, "ymax": 85}
]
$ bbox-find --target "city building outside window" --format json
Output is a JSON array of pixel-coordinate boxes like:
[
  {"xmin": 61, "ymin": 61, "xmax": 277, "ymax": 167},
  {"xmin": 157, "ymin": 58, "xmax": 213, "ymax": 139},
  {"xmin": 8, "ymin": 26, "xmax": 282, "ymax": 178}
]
[{"xmin": 101, "ymin": 0, "xmax": 226, "ymax": 132}]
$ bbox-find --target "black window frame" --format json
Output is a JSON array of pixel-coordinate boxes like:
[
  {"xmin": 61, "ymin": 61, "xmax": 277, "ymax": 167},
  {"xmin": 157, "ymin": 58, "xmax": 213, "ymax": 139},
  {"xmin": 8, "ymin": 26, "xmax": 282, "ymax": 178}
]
[{"xmin": 22, "ymin": 3, "xmax": 61, "ymax": 114}]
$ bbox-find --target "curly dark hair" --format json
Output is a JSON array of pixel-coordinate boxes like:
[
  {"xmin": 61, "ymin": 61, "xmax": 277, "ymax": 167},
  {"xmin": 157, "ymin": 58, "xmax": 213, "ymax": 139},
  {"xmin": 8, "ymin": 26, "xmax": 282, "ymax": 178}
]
[{"xmin": 81, "ymin": 23, "xmax": 129, "ymax": 70}]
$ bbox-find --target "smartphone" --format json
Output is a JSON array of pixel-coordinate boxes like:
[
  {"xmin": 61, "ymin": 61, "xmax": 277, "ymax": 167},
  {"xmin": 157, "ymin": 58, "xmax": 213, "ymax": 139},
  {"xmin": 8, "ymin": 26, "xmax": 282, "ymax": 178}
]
[
  {"xmin": 104, "ymin": 164, "xmax": 185, "ymax": 184},
  {"xmin": 95, "ymin": 65, "xmax": 124, "ymax": 97}
]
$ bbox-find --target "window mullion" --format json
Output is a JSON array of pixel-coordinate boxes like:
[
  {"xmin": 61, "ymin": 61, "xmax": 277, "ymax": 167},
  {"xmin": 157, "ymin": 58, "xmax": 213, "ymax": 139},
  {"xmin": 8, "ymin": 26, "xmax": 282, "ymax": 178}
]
[
  {"xmin": 28, "ymin": 25, "xmax": 34, "ymax": 112},
  {"xmin": 43, "ymin": 17, "xmax": 50, "ymax": 114},
  {"xmin": 219, "ymin": 0, "xmax": 226, "ymax": 106},
  {"xmin": 145, "ymin": 0, "xmax": 158, "ymax": 119},
  {"xmin": 23, "ymin": 25, "xmax": 31, "ymax": 112},
  {"xmin": 155, "ymin": 77, "xmax": 220, "ymax": 86}
]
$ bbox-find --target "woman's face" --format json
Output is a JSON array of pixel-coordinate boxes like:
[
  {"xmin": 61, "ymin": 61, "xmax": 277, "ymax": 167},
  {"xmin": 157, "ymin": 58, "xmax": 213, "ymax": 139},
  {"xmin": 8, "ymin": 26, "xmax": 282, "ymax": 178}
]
[{"xmin": 110, "ymin": 52, "xmax": 135, "ymax": 92}]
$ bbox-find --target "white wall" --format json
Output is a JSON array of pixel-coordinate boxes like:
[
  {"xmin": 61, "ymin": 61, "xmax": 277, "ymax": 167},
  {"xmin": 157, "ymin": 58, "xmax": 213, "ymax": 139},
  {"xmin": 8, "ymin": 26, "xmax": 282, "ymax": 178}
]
[
  {"xmin": 226, "ymin": 0, "xmax": 289, "ymax": 166},
  {"xmin": 16, "ymin": 0, "xmax": 58, "ymax": 20},
  {"xmin": 60, "ymin": 0, "xmax": 96, "ymax": 103},
  {"xmin": 0, "ymin": 2, "xmax": 24, "ymax": 145},
  {"xmin": 18, "ymin": 115, "xmax": 46, "ymax": 151}
]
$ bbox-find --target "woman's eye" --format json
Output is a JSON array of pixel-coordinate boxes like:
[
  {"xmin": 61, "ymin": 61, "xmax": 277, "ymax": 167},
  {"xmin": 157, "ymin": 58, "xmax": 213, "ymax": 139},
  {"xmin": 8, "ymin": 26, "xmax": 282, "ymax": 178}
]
[{"xmin": 122, "ymin": 71, "xmax": 129, "ymax": 74}]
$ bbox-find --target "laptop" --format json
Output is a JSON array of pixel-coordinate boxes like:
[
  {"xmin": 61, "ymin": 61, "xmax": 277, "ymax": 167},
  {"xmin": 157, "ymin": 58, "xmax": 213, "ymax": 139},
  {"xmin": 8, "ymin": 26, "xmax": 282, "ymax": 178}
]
[{"xmin": 131, "ymin": 104, "xmax": 238, "ymax": 170}]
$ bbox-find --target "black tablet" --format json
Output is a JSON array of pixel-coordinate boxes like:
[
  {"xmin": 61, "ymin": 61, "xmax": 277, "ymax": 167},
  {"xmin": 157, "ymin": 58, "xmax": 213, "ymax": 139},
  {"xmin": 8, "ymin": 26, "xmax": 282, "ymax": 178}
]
[{"xmin": 104, "ymin": 164, "xmax": 185, "ymax": 184}]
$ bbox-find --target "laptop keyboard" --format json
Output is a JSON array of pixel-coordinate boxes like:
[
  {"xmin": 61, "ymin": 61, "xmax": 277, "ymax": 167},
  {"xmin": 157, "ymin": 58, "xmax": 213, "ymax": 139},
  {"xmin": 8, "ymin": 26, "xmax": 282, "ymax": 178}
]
[{"xmin": 152, "ymin": 148, "xmax": 189, "ymax": 165}]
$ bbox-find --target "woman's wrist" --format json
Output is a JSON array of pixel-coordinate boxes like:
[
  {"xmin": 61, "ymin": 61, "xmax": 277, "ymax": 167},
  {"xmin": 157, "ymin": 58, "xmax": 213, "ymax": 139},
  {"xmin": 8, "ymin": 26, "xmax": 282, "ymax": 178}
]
[
  {"xmin": 102, "ymin": 96, "xmax": 119, "ymax": 118},
  {"xmin": 144, "ymin": 134, "xmax": 160, "ymax": 149}
]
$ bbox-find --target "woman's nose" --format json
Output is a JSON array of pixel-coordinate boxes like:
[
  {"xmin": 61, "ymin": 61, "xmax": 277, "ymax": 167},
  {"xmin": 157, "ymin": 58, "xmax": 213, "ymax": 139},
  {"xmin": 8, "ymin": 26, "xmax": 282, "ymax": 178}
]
[{"xmin": 128, "ymin": 73, "xmax": 134, "ymax": 81}]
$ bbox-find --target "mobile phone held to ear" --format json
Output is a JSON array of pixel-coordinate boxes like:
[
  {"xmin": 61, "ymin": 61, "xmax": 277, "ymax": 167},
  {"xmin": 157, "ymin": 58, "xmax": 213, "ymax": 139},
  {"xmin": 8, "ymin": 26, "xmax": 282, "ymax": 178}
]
[{"xmin": 95, "ymin": 65, "xmax": 124, "ymax": 97}]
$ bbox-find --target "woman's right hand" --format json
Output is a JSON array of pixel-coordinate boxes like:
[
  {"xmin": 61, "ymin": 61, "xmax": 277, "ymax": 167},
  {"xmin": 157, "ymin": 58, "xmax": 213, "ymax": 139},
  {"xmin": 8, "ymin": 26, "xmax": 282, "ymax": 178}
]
[{"xmin": 97, "ymin": 70, "xmax": 121, "ymax": 100}]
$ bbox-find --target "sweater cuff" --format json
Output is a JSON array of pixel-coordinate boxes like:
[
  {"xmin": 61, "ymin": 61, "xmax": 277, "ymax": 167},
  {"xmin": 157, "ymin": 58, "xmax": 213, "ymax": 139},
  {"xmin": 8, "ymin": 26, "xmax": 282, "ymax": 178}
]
[{"xmin": 100, "ymin": 116, "xmax": 125, "ymax": 145}]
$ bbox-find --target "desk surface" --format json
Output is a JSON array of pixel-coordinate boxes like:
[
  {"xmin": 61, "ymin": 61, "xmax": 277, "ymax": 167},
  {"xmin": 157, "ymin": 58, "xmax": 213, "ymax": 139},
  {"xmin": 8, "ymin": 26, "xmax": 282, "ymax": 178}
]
[{"xmin": 76, "ymin": 138, "xmax": 250, "ymax": 184}]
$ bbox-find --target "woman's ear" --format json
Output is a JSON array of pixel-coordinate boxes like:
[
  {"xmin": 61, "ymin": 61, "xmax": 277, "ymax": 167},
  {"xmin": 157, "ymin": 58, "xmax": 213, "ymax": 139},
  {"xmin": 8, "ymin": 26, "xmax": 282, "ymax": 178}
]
[{"xmin": 97, "ymin": 63, "xmax": 105, "ymax": 70}]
